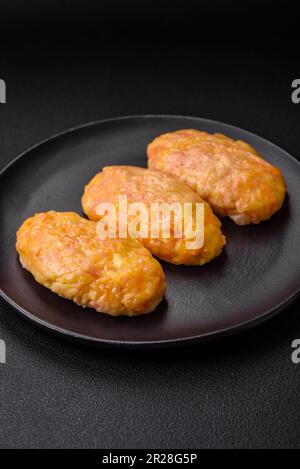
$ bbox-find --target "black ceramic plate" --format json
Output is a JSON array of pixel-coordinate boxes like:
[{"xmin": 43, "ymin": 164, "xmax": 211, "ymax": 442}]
[{"xmin": 1, "ymin": 115, "xmax": 300, "ymax": 348}]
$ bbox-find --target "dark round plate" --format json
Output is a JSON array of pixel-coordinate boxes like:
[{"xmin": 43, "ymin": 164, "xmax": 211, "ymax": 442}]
[{"xmin": 1, "ymin": 115, "xmax": 300, "ymax": 348}]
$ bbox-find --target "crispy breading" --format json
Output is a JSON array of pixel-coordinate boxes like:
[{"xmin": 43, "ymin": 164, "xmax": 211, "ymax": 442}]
[
  {"xmin": 16, "ymin": 211, "xmax": 166, "ymax": 316},
  {"xmin": 82, "ymin": 166, "xmax": 225, "ymax": 265},
  {"xmin": 147, "ymin": 130, "xmax": 286, "ymax": 225}
]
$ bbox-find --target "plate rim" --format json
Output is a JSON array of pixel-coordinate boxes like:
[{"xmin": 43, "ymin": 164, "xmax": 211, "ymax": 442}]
[
  {"xmin": 0, "ymin": 285, "xmax": 299, "ymax": 349},
  {"xmin": 1, "ymin": 114, "xmax": 300, "ymax": 348}
]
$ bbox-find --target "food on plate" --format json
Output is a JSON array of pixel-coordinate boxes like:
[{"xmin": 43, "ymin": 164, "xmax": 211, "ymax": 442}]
[
  {"xmin": 16, "ymin": 211, "xmax": 166, "ymax": 316},
  {"xmin": 147, "ymin": 129, "xmax": 286, "ymax": 225},
  {"xmin": 82, "ymin": 166, "xmax": 225, "ymax": 265}
]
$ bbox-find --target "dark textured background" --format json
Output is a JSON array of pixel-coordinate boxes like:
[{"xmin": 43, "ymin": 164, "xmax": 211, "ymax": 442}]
[{"xmin": 0, "ymin": 1, "xmax": 300, "ymax": 449}]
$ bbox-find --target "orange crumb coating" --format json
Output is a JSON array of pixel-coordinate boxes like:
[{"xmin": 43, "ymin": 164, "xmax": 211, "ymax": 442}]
[
  {"xmin": 147, "ymin": 130, "xmax": 286, "ymax": 225},
  {"xmin": 82, "ymin": 166, "xmax": 225, "ymax": 265},
  {"xmin": 16, "ymin": 211, "xmax": 166, "ymax": 316}
]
